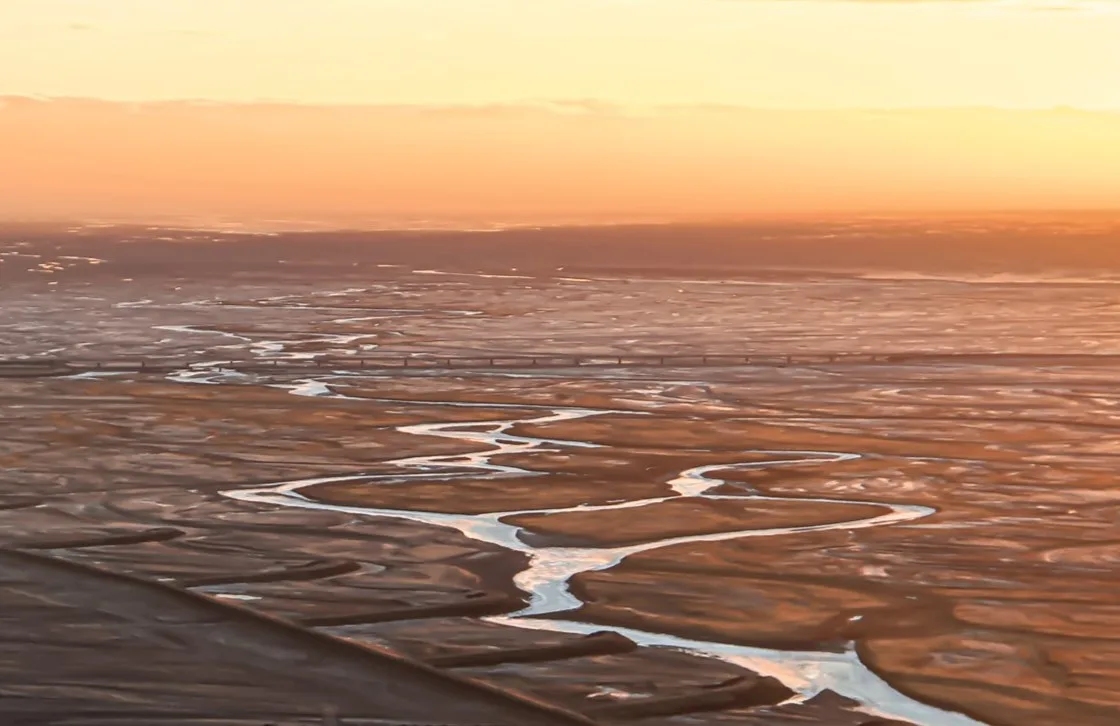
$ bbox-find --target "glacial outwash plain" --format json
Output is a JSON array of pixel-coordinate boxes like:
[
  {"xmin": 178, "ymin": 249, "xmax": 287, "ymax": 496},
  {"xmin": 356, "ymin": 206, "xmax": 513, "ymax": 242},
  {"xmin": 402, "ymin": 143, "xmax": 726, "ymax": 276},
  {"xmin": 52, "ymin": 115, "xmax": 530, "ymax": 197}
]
[{"xmin": 3, "ymin": 217, "xmax": 1120, "ymax": 726}]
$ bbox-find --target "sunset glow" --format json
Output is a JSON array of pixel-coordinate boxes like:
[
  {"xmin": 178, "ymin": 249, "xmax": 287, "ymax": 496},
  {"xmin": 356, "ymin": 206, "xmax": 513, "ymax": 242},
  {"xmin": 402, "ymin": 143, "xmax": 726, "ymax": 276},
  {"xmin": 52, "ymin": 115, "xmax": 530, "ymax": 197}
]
[{"xmin": 4, "ymin": 0, "xmax": 1120, "ymax": 222}]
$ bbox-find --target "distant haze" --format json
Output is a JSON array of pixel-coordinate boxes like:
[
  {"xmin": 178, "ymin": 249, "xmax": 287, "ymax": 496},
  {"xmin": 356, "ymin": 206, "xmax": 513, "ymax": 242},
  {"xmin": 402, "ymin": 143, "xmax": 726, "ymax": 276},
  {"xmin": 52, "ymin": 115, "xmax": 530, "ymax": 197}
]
[
  {"xmin": 4, "ymin": 98, "xmax": 1120, "ymax": 225},
  {"xmin": 5, "ymin": 0, "xmax": 1120, "ymax": 224}
]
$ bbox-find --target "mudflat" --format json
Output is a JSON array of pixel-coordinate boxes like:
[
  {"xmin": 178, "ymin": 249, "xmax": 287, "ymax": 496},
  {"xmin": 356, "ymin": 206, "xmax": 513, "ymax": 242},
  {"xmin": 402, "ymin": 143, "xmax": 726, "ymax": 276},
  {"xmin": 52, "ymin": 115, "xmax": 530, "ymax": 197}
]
[
  {"xmin": 5, "ymin": 222, "xmax": 1120, "ymax": 726},
  {"xmin": 0, "ymin": 549, "xmax": 595, "ymax": 725}
]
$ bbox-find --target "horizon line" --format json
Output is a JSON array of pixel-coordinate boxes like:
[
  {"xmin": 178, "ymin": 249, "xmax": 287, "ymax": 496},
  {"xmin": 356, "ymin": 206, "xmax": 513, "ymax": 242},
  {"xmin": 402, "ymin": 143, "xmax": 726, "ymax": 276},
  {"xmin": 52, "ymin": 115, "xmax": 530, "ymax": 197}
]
[{"xmin": 5, "ymin": 208, "xmax": 1120, "ymax": 235}]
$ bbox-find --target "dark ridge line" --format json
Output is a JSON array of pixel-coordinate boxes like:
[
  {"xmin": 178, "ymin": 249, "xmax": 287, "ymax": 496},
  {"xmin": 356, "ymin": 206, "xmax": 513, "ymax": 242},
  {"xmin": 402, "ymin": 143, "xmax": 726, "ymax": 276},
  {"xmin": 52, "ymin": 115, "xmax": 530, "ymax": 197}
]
[
  {"xmin": 0, "ymin": 548, "xmax": 597, "ymax": 726},
  {"xmin": 581, "ymin": 675, "xmax": 795, "ymax": 720},
  {"xmin": 0, "ymin": 497, "xmax": 45, "ymax": 511},
  {"xmin": 424, "ymin": 632, "xmax": 637, "ymax": 669},
  {"xmin": 18, "ymin": 527, "xmax": 184, "ymax": 550},
  {"xmin": 15, "ymin": 709, "xmax": 514, "ymax": 725},
  {"xmin": 175, "ymin": 559, "xmax": 361, "ymax": 587},
  {"xmin": 43, "ymin": 718, "xmax": 512, "ymax": 725},
  {"xmin": 299, "ymin": 592, "xmax": 525, "ymax": 627}
]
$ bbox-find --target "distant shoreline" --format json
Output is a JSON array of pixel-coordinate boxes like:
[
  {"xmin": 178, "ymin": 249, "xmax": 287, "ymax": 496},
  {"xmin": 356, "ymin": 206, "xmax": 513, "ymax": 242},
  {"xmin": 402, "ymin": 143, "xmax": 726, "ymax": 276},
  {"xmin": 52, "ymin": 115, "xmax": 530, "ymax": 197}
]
[{"xmin": 7, "ymin": 218, "xmax": 1120, "ymax": 281}]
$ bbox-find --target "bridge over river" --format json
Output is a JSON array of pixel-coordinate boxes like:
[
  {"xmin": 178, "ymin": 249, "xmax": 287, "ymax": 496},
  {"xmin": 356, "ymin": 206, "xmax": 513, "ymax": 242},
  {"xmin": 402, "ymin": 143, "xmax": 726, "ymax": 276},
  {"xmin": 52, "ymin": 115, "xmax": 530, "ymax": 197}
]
[{"xmin": 3, "ymin": 352, "xmax": 1120, "ymax": 378}]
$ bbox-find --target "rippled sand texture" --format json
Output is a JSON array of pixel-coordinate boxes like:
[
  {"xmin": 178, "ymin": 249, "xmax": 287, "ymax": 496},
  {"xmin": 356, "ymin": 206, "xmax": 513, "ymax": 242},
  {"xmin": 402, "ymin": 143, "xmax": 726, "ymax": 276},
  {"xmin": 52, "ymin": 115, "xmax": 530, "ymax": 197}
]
[
  {"xmin": 9, "ymin": 220, "xmax": 1120, "ymax": 362},
  {"xmin": 4, "ymin": 226, "xmax": 1120, "ymax": 725},
  {"xmin": 262, "ymin": 371, "xmax": 1120, "ymax": 726}
]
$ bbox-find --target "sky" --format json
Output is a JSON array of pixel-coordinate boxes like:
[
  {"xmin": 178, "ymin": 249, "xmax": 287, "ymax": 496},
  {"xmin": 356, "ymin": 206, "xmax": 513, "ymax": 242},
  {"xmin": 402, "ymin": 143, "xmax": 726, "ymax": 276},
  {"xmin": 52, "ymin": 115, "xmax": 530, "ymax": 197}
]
[{"xmin": 3, "ymin": 0, "xmax": 1120, "ymax": 223}]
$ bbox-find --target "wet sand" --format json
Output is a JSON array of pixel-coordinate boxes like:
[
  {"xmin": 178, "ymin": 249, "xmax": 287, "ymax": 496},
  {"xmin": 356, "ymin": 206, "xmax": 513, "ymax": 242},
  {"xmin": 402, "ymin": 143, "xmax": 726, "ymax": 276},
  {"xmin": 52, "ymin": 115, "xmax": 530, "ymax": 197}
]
[
  {"xmin": 0, "ymin": 549, "xmax": 592, "ymax": 725},
  {"xmin": 506, "ymin": 497, "xmax": 893, "ymax": 548},
  {"xmin": 6, "ymin": 227, "xmax": 1120, "ymax": 725}
]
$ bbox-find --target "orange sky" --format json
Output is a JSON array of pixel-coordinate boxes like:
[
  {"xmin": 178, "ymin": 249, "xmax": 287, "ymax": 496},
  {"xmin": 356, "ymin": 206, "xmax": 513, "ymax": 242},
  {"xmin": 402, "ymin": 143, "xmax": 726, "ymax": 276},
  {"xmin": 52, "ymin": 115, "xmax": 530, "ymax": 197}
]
[{"xmin": 4, "ymin": 1, "xmax": 1120, "ymax": 222}]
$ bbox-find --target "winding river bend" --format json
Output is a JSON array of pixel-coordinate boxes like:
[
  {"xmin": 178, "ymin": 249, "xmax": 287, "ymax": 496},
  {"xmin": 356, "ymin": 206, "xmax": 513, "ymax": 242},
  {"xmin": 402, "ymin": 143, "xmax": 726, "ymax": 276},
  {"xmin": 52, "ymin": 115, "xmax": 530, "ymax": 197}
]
[
  {"xmin": 139, "ymin": 288, "xmax": 986, "ymax": 726},
  {"xmin": 162, "ymin": 369, "xmax": 983, "ymax": 726}
]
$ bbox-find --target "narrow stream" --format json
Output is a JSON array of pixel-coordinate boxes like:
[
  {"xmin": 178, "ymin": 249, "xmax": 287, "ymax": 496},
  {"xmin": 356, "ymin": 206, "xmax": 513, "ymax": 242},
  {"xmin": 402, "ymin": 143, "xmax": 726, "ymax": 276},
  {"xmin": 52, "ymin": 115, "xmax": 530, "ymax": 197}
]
[
  {"xmin": 146, "ymin": 293, "xmax": 986, "ymax": 726},
  {"xmin": 166, "ymin": 371, "xmax": 982, "ymax": 726}
]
